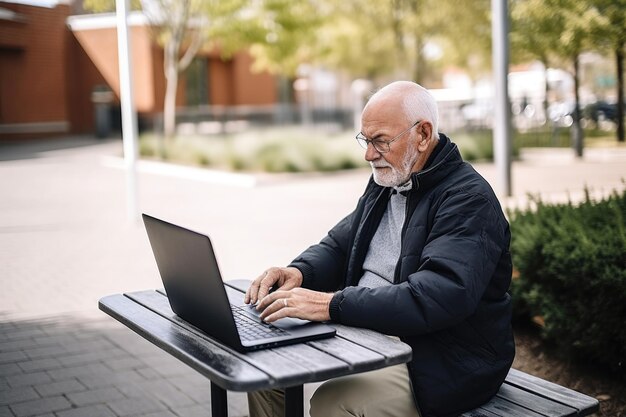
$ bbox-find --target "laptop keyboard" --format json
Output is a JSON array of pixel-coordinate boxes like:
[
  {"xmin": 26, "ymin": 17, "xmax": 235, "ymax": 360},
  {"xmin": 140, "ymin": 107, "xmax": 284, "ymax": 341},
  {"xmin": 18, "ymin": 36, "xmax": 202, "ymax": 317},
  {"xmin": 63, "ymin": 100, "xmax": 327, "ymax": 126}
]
[{"xmin": 231, "ymin": 306, "xmax": 290, "ymax": 341}]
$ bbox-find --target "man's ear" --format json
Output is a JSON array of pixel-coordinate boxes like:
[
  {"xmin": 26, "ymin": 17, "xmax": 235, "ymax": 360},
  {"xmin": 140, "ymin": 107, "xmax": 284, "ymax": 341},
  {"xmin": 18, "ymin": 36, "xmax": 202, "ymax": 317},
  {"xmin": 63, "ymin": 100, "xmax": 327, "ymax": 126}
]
[{"xmin": 416, "ymin": 122, "xmax": 433, "ymax": 152}]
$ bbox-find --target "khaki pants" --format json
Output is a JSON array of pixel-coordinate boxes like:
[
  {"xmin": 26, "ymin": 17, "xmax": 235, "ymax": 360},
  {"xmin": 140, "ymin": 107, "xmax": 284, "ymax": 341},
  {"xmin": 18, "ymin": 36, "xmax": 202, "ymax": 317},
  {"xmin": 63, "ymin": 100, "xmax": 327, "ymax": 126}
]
[{"xmin": 248, "ymin": 364, "xmax": 421, "ymax": 417}]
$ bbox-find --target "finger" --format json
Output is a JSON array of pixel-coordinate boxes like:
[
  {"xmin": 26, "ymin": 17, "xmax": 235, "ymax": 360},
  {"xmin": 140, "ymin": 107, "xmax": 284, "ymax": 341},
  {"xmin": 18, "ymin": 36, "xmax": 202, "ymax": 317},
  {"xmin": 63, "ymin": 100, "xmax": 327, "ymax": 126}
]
[
  {"xmin": 248, "ymin": 270, "xmax": 272, "ymax": 304},
  {"xmin": 260, "ymin": 298, "xmax": 294, "ymax": 322},
  {"xmin": 256, "ymin": 271, "xmax": 278, "ymax": 302},
  {"xmin": 244, "ymin": 274, "xmax": 264, "ymax": 304},
  {"xmin": 256, "ymin": 290, "xmax": 287, "ymax": 311},
  {"xmin": 263, "ymin": 307, "xmax": 297, "ymax": 323}
]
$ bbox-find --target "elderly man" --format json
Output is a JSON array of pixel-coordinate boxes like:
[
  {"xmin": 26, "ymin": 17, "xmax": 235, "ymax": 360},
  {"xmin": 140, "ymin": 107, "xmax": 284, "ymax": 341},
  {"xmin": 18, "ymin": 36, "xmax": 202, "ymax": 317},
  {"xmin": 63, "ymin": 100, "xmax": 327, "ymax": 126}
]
[{"xmin": 245, "ymin": 81, "xmax": 515, "ymax": 417}]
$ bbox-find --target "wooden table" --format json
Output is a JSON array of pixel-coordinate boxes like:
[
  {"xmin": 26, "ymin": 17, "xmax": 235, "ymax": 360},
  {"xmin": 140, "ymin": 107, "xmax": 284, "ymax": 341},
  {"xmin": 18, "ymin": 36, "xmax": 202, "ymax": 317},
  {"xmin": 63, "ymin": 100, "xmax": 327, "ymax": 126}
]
[
  {"xmin": 100, "ymin": 281, "xmax": 599, "ymax": 417},
  {"xmin": 99, "ymin": 281, "xmax": 413, "ymax": 417}
]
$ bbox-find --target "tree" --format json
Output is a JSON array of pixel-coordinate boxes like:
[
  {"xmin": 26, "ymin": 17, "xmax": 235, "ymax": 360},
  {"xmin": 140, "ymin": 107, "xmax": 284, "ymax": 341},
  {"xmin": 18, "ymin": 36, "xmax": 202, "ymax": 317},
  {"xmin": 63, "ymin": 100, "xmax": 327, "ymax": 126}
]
[
  {"xmin": 511, "ymin": 0, "xmax": 602, "ymax": 157},
  {"xmin": 510, "ymin": 0, "xmax": 559, "ymax": 118},
  {"xmin": 145, "ymin": 0, "xmax": 205, "ymax": 140},
  {"xmin": 245, "ymin": 0, "xmax": 492, "ymax": 85},
  {"xmin": 589, "ymin": 0, "xmax": 626, "ymax": 142},
  {"xmin": 84, "ymin": 0, "xmax": 247, "ymax": 142}
]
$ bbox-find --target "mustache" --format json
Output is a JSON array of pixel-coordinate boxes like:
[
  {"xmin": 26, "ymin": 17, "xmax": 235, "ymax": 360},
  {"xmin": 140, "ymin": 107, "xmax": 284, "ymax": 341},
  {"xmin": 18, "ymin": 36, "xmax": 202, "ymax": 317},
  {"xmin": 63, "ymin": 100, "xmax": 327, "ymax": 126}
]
[{"xmin": 370, "ymin": 161, "xmax": 391, "ymax": 169}]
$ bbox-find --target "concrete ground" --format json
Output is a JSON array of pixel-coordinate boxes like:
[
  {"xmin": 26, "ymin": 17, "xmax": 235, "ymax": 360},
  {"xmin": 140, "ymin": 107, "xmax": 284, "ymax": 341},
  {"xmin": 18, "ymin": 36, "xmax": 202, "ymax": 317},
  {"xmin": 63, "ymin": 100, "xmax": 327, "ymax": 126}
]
[{"xmin": 1, "ymin": 136, "xmax": 625, "ymax": 417}]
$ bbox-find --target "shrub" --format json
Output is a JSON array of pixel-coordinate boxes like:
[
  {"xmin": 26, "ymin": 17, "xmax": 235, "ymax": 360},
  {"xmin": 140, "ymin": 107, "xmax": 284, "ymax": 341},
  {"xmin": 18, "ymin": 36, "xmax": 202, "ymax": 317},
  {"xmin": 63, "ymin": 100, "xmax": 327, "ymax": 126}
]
[
  {"xmin": 509, "ymin": 188, "xmax": 626, "ymax": 376},
  {"xmin": 138, "ymin": 129, "xmax": 367, "ymax": 173}
]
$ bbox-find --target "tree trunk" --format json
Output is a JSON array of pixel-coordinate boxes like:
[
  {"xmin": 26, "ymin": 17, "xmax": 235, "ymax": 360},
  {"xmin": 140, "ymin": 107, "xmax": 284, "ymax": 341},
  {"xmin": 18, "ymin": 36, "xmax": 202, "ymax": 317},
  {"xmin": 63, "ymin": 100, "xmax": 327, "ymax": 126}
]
[
  {"xmin": 571, "ymin": 54, "xmax": 584, "ymax": 158},
  {"xmin": 542, "ymin": 57, "xmax": 550, "ymax": 125},
  {"xmin": 413, "ymin": 36, "xmax": 424, "ymax": 84},
  {"xmin": 163, "ymin": 39, "xmax": 180, "ymax": 142},
  {"xmin": 616, "ymin": 44, "xmax": 625, "ymax": 142}
]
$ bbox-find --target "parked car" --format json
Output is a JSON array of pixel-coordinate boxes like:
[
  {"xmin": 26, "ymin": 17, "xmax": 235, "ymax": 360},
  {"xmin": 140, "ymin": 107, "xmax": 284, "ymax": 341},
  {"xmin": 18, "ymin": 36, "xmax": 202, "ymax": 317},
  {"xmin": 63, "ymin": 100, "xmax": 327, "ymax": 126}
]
[{"xmin": 583, "ymin": 101, "xmax": 625, "ymax": 124}]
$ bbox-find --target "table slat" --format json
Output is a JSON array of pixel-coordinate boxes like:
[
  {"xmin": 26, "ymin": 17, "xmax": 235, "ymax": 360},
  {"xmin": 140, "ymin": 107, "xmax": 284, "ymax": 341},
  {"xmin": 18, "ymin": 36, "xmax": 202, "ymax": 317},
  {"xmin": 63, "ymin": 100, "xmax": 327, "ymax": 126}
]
[
  {"xmin": 126, "ymin": 290, "xmax": 375, "ymax": 386},
  {"xmin": 333, "ymin": 324, "xmax": 413, "ymax": 362},
  {"xmin": 126, "ymin": 291, "xmax": 339, "ymax": 384},
  {"xmin": 129, "ymin": 289, "xmax": 411, "ymax": 372},
  {"xmin": 99, "ymin": 295, "xmax": 269, "ymax": 391}
]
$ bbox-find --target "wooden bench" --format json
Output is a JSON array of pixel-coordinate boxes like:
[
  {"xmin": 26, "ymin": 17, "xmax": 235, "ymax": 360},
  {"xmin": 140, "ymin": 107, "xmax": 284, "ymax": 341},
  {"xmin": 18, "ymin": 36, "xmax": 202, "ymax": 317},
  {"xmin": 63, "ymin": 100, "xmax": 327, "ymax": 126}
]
[
  {"xmin": 462, "ymin": 368, "xmax": 598, "ymax": 416},
  {"xmin": 100, "ymin": 284, "xmax": 599, "ymax": 417}
]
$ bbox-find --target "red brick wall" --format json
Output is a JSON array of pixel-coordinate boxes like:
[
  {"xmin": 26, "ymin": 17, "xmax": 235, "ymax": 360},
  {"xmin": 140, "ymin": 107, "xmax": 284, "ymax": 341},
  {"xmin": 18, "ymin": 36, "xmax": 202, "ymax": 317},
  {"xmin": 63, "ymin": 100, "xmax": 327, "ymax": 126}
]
[
  {"xmin": 0, "ymin": 2, "xmax": 70, "ymax": 128},
  {"xmin": 232, "ymin": 52, "xmax": 276, "ymax": 105},
  {"xmin": 66, "ymin": 31, "xmax": 109, "ymax": 133}
]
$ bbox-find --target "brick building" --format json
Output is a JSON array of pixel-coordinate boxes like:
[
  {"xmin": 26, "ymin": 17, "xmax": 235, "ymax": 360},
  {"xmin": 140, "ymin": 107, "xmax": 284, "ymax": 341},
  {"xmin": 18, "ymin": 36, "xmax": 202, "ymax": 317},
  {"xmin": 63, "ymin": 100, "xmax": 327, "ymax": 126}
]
[{"xmin": 0, "ymin": 0, "xmax": 279, "ymax": 141}]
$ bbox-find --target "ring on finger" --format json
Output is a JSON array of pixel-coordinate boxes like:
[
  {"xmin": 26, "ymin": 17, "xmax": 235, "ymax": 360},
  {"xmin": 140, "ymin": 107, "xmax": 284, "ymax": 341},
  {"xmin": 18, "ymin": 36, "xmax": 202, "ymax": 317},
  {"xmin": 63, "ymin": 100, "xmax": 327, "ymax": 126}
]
[{"xmin": 283, "ymin": 298, "xmax": 288, "ymax": 308}]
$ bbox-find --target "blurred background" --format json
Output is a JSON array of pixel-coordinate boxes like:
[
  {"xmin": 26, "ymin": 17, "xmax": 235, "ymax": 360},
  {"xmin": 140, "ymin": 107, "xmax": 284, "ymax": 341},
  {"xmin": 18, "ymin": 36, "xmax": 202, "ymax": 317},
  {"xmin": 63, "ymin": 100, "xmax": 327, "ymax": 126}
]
[{"xmin": 1, "ymin": 0, "xmax": 624, "ymax": 157}]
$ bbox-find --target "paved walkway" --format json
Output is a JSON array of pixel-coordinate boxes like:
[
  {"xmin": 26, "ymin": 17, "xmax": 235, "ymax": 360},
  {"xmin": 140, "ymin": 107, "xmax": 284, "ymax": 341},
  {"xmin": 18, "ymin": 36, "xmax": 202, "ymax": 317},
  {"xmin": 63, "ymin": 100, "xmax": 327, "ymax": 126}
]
[{"xmin": 1, "ymin": 136, "xmax": 625, "ymax": 417}]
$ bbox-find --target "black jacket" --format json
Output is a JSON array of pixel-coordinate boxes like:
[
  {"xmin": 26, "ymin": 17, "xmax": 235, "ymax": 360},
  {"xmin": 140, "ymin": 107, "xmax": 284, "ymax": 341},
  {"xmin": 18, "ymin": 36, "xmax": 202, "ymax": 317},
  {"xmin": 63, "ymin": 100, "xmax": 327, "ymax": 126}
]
[{"xmin": 289, "ymin": 134, "xmax": 515, "ymax": 417}]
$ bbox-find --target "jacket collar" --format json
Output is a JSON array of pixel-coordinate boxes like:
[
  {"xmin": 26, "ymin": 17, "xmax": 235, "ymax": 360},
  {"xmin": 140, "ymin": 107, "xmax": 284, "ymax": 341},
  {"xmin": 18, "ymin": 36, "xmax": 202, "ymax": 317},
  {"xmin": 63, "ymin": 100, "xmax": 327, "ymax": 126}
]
[{"xmin": 409, "ymin": 133, "xmax": 463, "ymax": 193}]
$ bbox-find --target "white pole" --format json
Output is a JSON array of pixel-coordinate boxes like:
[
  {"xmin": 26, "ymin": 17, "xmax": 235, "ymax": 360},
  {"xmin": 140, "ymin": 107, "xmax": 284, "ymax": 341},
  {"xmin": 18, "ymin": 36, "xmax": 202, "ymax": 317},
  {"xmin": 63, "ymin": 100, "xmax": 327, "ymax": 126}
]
[
  {"xmin": 491, "ymin": 0, "xmax": 512, "ymax": 197},
  {"xmin": 115, "ymin": 0, "xmax": 140, "ymax": 223}
]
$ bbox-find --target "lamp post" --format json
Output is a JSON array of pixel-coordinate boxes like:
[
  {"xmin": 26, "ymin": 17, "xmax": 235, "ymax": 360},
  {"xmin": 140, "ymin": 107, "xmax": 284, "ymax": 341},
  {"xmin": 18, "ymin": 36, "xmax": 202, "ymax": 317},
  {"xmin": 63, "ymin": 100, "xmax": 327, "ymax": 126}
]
[
  {"xmin": 491, "ymin": 0, "xmax": 512, "ymax": 197},
  {"xmin": 115, "ymin": 0, "xmax": 140, "ymax": 223}
]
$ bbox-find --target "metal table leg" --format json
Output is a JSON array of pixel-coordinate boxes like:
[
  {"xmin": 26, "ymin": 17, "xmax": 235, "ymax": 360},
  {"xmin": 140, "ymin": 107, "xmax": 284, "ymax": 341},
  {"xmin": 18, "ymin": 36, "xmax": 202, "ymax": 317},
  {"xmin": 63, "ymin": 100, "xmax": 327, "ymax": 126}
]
[
  {"xmin": 284, "ymin": 385, "xmax": 304, "ymax": 417},
  {"xmin": 211, "ymin": 382, "xmax": 228, "ymax": 417}
]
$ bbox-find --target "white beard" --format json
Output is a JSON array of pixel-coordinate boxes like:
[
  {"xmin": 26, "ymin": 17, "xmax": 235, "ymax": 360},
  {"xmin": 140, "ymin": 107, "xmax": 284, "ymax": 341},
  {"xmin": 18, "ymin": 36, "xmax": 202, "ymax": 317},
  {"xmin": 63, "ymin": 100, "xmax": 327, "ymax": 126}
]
[{"xmin": 370, "ymin": 142, "xmax": 418, "ymax": 187}]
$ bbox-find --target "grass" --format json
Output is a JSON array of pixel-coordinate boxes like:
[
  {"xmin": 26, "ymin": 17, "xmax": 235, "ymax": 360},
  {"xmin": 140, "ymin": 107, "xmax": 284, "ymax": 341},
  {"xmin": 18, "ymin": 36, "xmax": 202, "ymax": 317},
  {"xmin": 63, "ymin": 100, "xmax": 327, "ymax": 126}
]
[{"xmin": 138, "ymin": 125, "xmax": 624, "ymax": 173}]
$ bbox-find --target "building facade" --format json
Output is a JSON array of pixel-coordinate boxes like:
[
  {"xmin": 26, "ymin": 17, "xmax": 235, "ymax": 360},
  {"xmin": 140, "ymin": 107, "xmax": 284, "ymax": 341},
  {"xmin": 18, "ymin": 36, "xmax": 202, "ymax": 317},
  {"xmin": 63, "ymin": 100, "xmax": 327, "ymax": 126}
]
[{"xmin": 0, "ymin": 0, "xmax": 278, "ymax": 141}]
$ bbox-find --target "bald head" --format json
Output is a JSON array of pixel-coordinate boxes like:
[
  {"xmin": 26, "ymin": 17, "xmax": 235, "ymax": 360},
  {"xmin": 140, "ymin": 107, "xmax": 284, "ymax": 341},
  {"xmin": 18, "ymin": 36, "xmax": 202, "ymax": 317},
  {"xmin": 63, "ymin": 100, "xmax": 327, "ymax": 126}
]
[{"xmin": 363, "ymin": 81, "xmax": 439, "ymax": 139}]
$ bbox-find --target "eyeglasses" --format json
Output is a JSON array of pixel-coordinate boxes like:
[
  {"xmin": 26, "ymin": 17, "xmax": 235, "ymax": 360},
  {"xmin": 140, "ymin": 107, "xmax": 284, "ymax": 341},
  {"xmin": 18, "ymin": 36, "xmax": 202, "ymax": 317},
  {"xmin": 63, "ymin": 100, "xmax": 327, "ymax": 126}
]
[{"xmin": 356, "ymin": 120, "xmax": 421, "ymax": 153}]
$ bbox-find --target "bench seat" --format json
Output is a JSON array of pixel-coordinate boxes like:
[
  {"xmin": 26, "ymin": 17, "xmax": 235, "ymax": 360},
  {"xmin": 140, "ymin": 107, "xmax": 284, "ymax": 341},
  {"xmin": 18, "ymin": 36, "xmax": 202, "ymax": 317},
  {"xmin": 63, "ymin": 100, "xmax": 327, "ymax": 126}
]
[{"xmin": 462, "ymin": 368, "xmax": 599, "ymax": 417}]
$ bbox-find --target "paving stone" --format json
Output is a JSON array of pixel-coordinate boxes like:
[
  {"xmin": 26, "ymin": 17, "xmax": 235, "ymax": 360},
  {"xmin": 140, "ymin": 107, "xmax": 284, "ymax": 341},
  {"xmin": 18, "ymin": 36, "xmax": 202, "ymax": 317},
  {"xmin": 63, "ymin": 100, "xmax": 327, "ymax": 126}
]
[
  {"xmin": 9, "ymin": 396, "xmax": 71, "ymax": 417},
  {"xmin": 166, "ymin": 376, "xmax": 211, "ymax": 404},
  {"xmin": 0, "ymin": 387, "xmax": 39, "ymax": 406},
  {"xmin": 0, "ymin": 381, "xmax": 9, "ymax": 391},
  {"xmin": 228, "ymin": 392, "xmax": 249, "ymax": 417},
  {"xmin": 136, "ymin": 368, "xmax": 160, "ymax": 380},
  {"xmin": 0, "ymin": 340, "xmax": 33, "ymax": 352},
  {"xmin": 0, "ymin": 406, "xmax": 13, "ymax": 417},
  {"xmin": 78, "ymin": 369, "xmax": 145, "ymax": 390},
  {"xmin": 171, "ymin": 392, "xmax": 248, "ymax": 417},
  {"xmin": 0, "ymin": 352, "xmax": 27, "ymax": 366},
  {"xmin": 107, "ymin": 396, "xmax": 166, "ymax": 416},
  {"xmin": 63, "ymin": 340, "xmax": 117, "ymax": 355},
  {"xmin": 22, "ymin": 346, "xmax": 67, "ymax": 361},
  {"xmin": 139, "ymin": 355, "xmax": 182, "ymax": 370},
  {"xmin": 25, "ymin": 340, "xmax": 117, "ymax": 360},
  {"xmin": 0, "ymin": 364, "xmax": 22, "ymax": 377},
  {"xmin": 57, "ymin": 348, "xmax": 127, "ymax": 367},
  {"xmin": 66, "ymin": 387, "xmax": 124, "ymax": 407},
  {"xmin": 137, "ymin": 411, "xmax": 178, "ymax": 417},
  {"xmin": 33, "ymin": 379, "xmax": 85, "ymax": 397},
  {"xmin": 55, "ymin": 404, "xmax": 116, "ymax": 417},
  {"xmin": 168, "ymin": 404, "xmax": 211, "ymax": 417},
  {"xmin": 47, "ymin": 363, "xmax": 110, "ymax": 381},
  {"xmin": 6, "ymin": 372, "xmax": 52, "ymax": 388},
  {"xmin": 130, "ymin": 380, "xmax": 196, "ymax": 408},
  {"xmin": 17, "ymin": 358, "xmax": 62, "ymax": 373},
  {"xmin": 3, "ymin": 329, "xmax": 47, "ymax": 342},
  {"xmin": 103, "ymin": 356, "xmax": 144, "ymax": 371},
  {"xmin": 32, "ymin": 335, "xmax": 75, "ymax": 347}
]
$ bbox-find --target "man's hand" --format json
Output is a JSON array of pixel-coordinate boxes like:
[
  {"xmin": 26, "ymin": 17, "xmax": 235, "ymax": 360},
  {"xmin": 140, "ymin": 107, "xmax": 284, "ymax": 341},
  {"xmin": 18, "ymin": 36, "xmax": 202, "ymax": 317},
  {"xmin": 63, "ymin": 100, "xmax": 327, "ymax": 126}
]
[
  {"xmin": 256, "ymin": 288, "xmax": 333, "ymax": 323},
  {"xmin": 244, "ymin": 266, "xmax": 303, "ymax": 305}
]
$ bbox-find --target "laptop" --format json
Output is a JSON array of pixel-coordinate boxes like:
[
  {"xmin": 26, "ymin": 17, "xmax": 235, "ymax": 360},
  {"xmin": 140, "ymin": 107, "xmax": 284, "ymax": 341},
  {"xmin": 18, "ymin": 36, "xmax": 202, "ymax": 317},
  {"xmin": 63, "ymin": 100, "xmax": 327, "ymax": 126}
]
[{"xmin": 142, "ymin": 213, "xmax": 336, "ymax": 352}]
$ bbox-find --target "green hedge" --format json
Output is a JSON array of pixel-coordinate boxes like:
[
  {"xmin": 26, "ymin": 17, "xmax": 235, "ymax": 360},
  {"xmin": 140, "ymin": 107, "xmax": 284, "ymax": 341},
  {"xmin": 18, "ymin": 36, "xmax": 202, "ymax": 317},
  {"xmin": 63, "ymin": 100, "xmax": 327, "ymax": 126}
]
[{"xmin": 509, "ymin": 188, "xmax": 626, "ymax": 376}]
